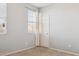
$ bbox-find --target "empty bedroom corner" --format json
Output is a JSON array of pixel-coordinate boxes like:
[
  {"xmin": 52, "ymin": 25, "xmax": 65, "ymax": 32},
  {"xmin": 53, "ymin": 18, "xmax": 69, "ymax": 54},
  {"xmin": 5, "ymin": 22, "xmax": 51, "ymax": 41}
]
[{"xmin": 0, "ymin": 3, "xmax": 79, "ymax": 56}]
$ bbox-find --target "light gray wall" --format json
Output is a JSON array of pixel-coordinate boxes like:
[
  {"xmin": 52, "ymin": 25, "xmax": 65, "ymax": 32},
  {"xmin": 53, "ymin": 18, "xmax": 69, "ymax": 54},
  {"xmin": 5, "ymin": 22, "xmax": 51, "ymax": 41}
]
[
  {"xmin": 0, "ymin": 3, "xmax": 36, "ymax": 51},
  {"xmin": 41, "ymin": 3, "xmax": 79, "ymax": 52}
]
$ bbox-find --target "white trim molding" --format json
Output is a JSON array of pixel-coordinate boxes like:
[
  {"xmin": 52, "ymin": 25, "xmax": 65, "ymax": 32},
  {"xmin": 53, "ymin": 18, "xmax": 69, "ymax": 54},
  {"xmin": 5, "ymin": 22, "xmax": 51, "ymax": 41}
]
[
  {"xmin": 3, "ymin": 46, "xmax": 35, "ymax": 56},
  {"xmin": 50, "ymin": 48, "xmax": 79, "ymax": 56}
]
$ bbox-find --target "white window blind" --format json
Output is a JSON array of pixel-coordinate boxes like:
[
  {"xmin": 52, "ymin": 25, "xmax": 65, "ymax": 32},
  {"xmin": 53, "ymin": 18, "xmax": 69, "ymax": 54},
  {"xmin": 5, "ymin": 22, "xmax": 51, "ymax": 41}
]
[{"xmin": 27, "ymin": 8, "xmax": 38, "ymax": 33}]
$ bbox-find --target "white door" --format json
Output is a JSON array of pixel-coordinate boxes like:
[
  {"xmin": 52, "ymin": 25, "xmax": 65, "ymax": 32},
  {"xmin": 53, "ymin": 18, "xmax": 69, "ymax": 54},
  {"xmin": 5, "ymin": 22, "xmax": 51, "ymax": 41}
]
[{"xmin": 40, "ymin": 15, "xmax": 50, "ymax": 47}]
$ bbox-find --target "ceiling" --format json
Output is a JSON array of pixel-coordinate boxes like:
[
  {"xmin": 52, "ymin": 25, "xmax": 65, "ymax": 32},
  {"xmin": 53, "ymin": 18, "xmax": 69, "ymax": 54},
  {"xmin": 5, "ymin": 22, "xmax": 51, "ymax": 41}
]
[{"xmin": 29, "ymin": 3, "xmax": 51, "ymax": 8}]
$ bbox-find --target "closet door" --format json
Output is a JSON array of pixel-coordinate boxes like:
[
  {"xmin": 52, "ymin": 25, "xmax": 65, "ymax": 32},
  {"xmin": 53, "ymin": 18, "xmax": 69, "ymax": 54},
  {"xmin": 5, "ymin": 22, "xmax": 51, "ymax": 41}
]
[{"xmin": 40, "ymin": 15, "xmax": 50, "ymax": 47}]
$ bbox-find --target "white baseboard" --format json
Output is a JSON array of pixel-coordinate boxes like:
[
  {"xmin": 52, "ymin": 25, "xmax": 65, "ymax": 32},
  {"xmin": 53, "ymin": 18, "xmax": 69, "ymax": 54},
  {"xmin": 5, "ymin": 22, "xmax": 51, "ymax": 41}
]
[
  {"xmin": 49, "ymin": 47, "xmax": 79, "ymax": 56},
  {"xmin": 3, "ymin": 46, "xmax": 35, "ymax": 56},
  {"xmin": 3, "ymin": 46, "xmax": 79, "ymax": 56}
]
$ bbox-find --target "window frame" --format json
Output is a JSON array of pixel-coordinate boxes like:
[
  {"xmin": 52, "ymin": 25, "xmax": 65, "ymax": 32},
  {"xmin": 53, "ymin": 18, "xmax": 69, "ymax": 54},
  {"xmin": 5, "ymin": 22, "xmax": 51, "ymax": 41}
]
[
  {"xmin": 27, "ymin": 8, "xmax": 38, "ymax": 33},
  {"xmin": 0, "ymin": 3, "xmax": 7, "ymax": 34}
]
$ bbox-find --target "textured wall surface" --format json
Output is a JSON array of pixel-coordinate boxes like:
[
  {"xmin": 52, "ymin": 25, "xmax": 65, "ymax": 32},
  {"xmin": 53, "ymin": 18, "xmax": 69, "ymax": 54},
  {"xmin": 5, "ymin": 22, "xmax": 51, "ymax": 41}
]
[
  {"xmin": 41, "ymin": 4, "xmax": 79, "ymax": 52},
  {"xmin": 0, "ymin": 3, "xmax": 36, "ymax": 51}
]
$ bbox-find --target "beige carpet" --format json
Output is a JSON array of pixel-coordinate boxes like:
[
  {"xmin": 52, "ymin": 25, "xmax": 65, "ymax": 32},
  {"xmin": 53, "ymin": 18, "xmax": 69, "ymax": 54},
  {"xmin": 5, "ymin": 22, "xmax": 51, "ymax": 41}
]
[
  {"xmin": 0, "ymin": 51, "xmax": 10, "ymax": 56},
  {"xmin": 6, "ymin": 47, "xmax": 75, "ymax": 56}
]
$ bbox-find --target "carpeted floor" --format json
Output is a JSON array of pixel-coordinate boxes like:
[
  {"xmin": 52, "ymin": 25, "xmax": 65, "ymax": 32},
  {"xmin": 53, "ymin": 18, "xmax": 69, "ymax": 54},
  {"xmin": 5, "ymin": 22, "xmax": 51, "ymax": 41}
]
[
  {"xmin": 0, "ymin": 51, "xmax": 10, "ymax": 56},
  {"xmin": 6, "ymin": 47, "xmax": 75, "ymax": 56}
]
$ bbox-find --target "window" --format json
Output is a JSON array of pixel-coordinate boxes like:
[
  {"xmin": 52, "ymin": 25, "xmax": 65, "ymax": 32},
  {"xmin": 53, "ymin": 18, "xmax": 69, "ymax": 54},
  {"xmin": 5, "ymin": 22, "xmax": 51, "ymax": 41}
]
[
  {"xmin": 27, "ymin": 9, "xmax": 38, "ymax": 33},
  {"xmin": 0, "ymin": 3, "xmax": 7, "ymax": 34}
]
